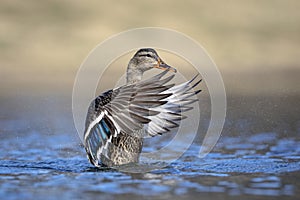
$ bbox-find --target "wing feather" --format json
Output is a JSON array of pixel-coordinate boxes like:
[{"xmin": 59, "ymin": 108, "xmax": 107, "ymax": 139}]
[{"xmin": 84, "ymin": 70, "xmax": 202, "ymax": 165}]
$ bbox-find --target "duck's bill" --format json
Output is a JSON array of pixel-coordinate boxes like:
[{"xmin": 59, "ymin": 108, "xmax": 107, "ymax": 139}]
[{"xmin": 154, "ymin": 63, "xmax": 177, "ymax": 73}]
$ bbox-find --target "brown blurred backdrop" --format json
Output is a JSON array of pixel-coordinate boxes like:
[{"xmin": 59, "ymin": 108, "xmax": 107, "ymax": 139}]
[
  {"xmin": 1, "ymin": 0, "xmax": 300, "ymax": 95},
  {"xmin": 1, "ymin": 0, "xmax": 299, "ymax": 133}
]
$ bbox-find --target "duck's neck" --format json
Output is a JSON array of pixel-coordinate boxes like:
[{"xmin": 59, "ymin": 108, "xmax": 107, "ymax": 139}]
[{"xmin": 126, "ymin": 65, "xmax": 143, "ymax": 84}]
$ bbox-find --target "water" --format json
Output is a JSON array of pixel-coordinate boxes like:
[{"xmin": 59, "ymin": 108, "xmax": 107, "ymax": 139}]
[{"xmin": 0, "ymin": 95, "xmax": 300, "ymax": 200}]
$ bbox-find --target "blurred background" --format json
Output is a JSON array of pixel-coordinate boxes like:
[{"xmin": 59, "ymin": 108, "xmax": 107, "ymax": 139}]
[
  {"xmin": 1, "ymin": 0, "xmax": 299, "ymax": 134},
  {"xmin": 1, "ymin": 0, "xmax": 300, "ymax": 93},
  {"xmin": 1, "ymin": 1, "xmax": 300, "ymax": 199}
]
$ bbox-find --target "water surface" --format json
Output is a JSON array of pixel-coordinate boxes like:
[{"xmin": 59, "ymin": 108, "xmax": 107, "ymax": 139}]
[{"xmin": 1, "ymin": 115, "xmax": 299, "ymax": 200}]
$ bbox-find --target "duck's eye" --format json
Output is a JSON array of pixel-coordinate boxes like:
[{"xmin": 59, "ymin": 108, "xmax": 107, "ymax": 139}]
[{"xmin": 138, "ymin": 54, "xmax": 153, "ymax": 58}]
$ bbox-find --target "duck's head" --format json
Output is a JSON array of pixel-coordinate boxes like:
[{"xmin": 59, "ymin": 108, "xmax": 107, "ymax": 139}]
[
  {"xmin": 126, "ymin": 48, "xmax": 176, "ymax": 84},
  {"xmin": 131, "ymin": 48, "xmax": 177, "ymax": 73}
]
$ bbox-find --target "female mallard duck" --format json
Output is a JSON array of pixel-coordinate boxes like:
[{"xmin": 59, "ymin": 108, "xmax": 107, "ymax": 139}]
[{"xmin": 84, "ymin": 48, "xmax": 201, "ymax": 167}]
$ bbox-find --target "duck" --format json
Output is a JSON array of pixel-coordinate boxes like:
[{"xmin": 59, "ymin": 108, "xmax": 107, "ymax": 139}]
[{"xmin": 83, "ymin": 48, "xmax": 201, "ymax": 167}]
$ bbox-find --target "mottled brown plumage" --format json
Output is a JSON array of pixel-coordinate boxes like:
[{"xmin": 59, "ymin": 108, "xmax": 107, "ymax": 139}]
[{"xmin": 84, "ymin": 48, "xmax": 201, "ymax": 167}]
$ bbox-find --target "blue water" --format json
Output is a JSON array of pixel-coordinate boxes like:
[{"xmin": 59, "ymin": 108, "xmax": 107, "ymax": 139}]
[
  {"xmin": 0, "ymin": 94, "xmax": 300, "ymax": 200},
  {"xmin": 0, "ymin": 117, "xmax": 299, "ymax": 200}
]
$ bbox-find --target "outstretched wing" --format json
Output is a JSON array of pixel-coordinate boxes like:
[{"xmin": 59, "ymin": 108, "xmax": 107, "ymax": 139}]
[
  {"xmin": 83, "ymin": 70, "xmax": 201, "ymax": 165},
  {"xmin": 145, "ymin": 74, "xmax": 202, "ymax": 136}
]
